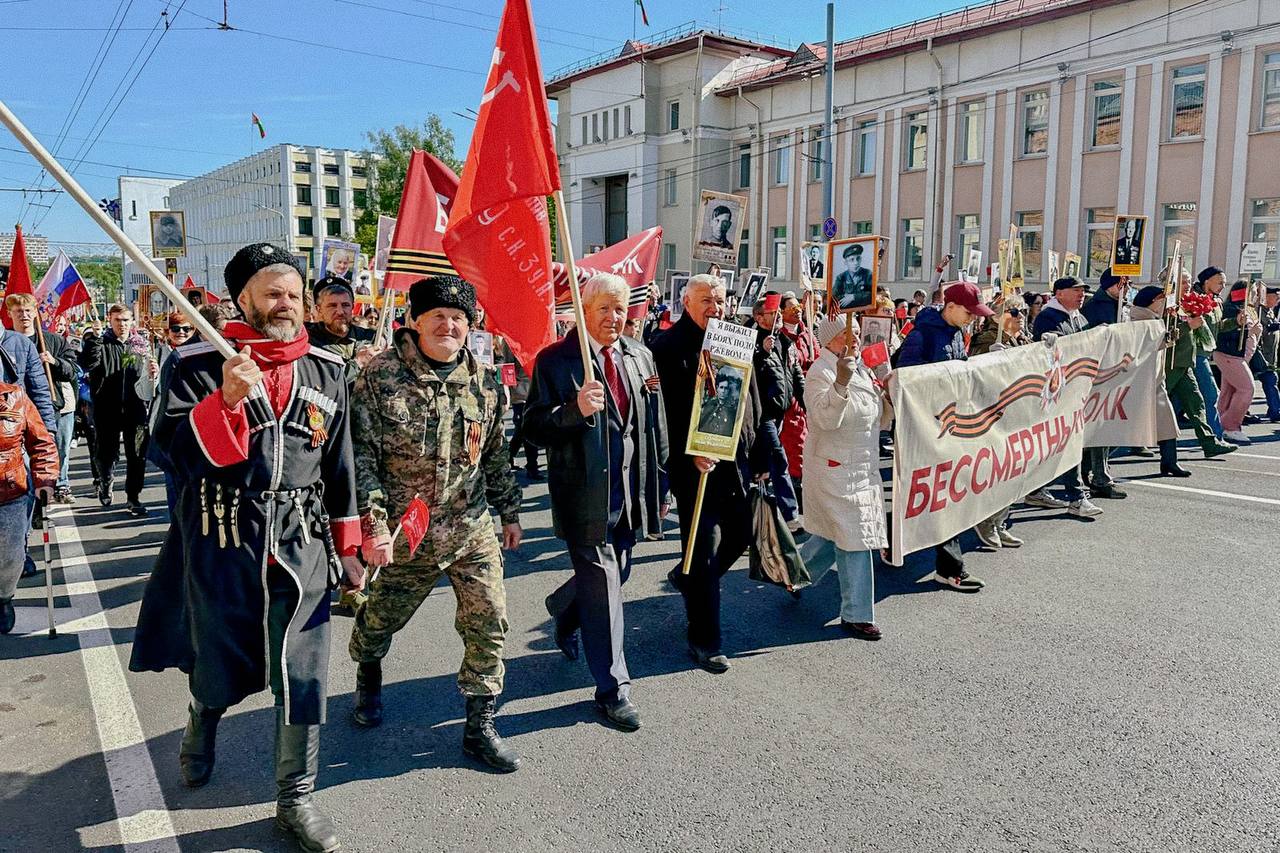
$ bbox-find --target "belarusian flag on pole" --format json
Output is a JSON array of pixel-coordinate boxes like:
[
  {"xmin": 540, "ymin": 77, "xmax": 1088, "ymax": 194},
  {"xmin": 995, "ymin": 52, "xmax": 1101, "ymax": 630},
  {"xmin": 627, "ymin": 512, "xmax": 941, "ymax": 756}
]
[
  {"xmin": 635, "ymin": 0, "xmax": 649, "ymax": 26},
  {"xmin": 251, "ymin": 113, "xmax": 266, "ymax": 138}
]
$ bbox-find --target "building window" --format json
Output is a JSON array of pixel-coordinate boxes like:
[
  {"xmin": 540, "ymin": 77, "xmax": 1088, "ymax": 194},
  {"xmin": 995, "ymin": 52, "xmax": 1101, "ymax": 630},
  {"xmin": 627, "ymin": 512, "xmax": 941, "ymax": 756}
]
[
  {"xmin": 958, "ymin": 101, "xmax": 984, "ymax": 163},
  {"xmin": 856, "ymin": 120, "xmax": 876, "ymax": 175},
  {"xmin": 1090, "ymin": 80, "xmax": 1122, "ymax": 148},
  {"xmin": 807, "ymin": 127, "xmax": 824, "ymax": 182},
  {"xmin": 1170, "ymin": 64, "xmax": 1206, "ymax": 139},
  {"xmin": 1249, "ymin": 198, "xmax": 1280, "ymax": 278},
  {"xmin": 326, "ymin": 217, "xmax": 342, "ymax": 237},
  {"xmin": 738, "ymin": 144, "xmax": 751, "ymax": 189},
  {"xmin": 664, "ymin": 169, "xmax": 677, "ymax": 206},
  {"xmin": 353, "ymin": 189, "xmax": 367, "ymax": 209},
  {"xmin": 808, "ymin": 224, "xmax": 821, "ymax": 241},
  {"xmin": 323, "ymin": 163, "xmax": 339, "ymax": 175},
  {"xmin": 294, "ymin": 161, "xmax": 311, "ymax": 173},
  {"xmin": 772, "ymin": 135, "xmax": 790, "ymax": 186},
  {"xmin": 297, "ymin": 216, "xmax": 313, "ymax": 236},
  {"xmin": 956, "ymin": 214, "xmax": 981, "ymax": 264},
  {"xmin": 668, "ymin": 100, "xmax": 680, "ymax": 131},
  {"xmin": 601, "ymin": 111, "xmax": 609, "ymax": 142},
  {"xmin": 662, "ymin": 242, "xmax": 676, "ymax": 274},
  {"xmin": 581, "ymin": 116, "xmax": 589, "ymax": 145},
  {"xmin": 1161, "ymin": 202, "xmax": 1198, "ymax": 272},
  {"xmin": 771, "ymin": 226, "xmax": 788, "ymax": 278},
  {"xmin": 1017, "ymin": 211, "xmax": 1043, "ymax": 280},
  {"xmin": 904, "ymin": 111, "xmax": 927, "ymax": 170},
  {"xmin": 624, "ymin": 105, "xmax": 632, "ymax": 135},
  {"xmin": 325, "ymin": 186, "xmax": 340, "ymax": 207},
  {"xmin": 902, "ymin": 218, "xmax": 923, "ymax": 279},
  {"xmin": 853, "ymin": 220, "xmax": 873, "ymax": 235},
  {"xmin": 296, "ymin": 185, "xmax": 312, "ymax": 205},
  {"xmin": 351, "ymin": 165, "xmax": 367, "ymax": 178},
  {"xmin": 1022, "ymin": 90, "xmax": 1049, "ymax": 155},
  {"xmin": 592, "ymin": 113, "xmax": 600, "ymax": 143},
  {"xmin": 738, "ymin": 229, "xmax": 750, "ymax": 270},
  {"xmin": 613, "ymin": 108, "xmax": 620, "ymax": 139},
  {"xmin": 1261, "ymin": 53, "xmax": 1280, "ymax": 129},
  {"xmin": 1085, "ymin": 207, "xmax": 1115, "ymax": 279}
]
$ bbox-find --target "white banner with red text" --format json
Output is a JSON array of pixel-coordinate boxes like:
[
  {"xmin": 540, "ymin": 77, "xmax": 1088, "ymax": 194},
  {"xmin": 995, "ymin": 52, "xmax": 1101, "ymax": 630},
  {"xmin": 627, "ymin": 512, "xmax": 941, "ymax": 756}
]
[{"xmin": 889, "ymin": 321, "xmax": 1165, "ymax": 560}]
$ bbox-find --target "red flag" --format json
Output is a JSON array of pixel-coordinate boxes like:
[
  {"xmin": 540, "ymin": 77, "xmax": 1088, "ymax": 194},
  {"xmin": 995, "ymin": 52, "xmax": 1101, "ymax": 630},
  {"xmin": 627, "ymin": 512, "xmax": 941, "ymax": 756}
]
[
  {"xmin": 861, "ymin": 340, "xmax": 890, "ymax": 369},
  {"xmin": 762, "ymin": 292, "xmax": 782, "ymax": 314},
  {"xmin": 183, "ymin": 274, "xmax": 196, "ymax": 289},
  {"xmin": 399, "ymin": 495, "xmax": 431, "ymax": 557},
  {"xmin": 386, "ymin": 150, "xmax": 460, "ymax": 293},
  {"xmin": 2, "ymin": 224, "xmax": 34, "ymax": 329},
  {"xmin": 551, "ymin": 226, "xmax": 663, "ymax": 319},
  {"xmin": 444, "ymin": 0, "xmax": 560, "ymax": 374}
]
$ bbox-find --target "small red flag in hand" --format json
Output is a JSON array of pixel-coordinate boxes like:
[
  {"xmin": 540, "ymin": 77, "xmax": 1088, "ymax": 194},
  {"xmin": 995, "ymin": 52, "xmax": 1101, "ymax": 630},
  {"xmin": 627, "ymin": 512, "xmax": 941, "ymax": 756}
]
[
  {"xmin": 500, "ymin": 363, "xmax": 518, "ymax": 386},
  {"xmin": 861, "ymin": 340, "xmax": 889, "ymax": 370},
  {"xmin": 400, "ymin": 496, "xmax": 431, "ymax": 557},
  {"xmin": 762, "ymin": 292, "xmax": 782, "ymax": 313}
]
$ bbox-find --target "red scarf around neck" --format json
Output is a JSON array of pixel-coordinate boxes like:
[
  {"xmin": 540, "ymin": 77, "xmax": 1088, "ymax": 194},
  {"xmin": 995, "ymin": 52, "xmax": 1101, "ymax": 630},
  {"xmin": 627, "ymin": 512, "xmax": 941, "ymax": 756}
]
[{"xmin": 221, "ymin": 320, "xmax": 310, "ymax": 417}]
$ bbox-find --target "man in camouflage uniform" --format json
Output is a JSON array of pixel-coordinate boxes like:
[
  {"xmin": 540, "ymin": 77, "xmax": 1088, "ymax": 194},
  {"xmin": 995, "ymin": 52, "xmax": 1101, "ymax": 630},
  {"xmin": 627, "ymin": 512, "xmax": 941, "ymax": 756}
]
[{"xmin": 348, "ymin": 275, "xmax": 524, "ymax": 772}]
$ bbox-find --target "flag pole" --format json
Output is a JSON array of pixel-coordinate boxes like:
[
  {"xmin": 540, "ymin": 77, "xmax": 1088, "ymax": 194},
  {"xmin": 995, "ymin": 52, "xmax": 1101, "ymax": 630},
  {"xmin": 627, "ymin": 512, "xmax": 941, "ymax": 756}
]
[
  {"xmin": 551, "ymin": 189, "xmax": 594, "ymax": 379},
  {"xmin": 0, "ymin": 98, "xmax": 233, "ymax": 358},
  {"xmin": 680, "ymin": 469, "xmax": 710, "ymax": 575}
]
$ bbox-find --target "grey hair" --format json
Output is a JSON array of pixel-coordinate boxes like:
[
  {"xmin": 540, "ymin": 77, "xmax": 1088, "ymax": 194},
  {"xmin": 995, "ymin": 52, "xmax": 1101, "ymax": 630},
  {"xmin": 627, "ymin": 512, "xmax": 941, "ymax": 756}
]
[
  {"xmin": 581, "ymin": 272, "xmax": 630, "ymax": 305},
  {"xmin": 685, "ymin": 273, "xmax": 725, "ymax": 295}
]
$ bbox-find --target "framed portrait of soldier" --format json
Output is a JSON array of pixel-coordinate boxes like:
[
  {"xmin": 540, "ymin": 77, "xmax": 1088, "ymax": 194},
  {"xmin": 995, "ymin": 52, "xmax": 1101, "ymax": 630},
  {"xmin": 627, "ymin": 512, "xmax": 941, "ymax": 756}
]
[
  {"xmin": 686, "ymin": 318, "xmax": 756, "ymax": 461},
  {"xmin": 800, "ymin": 241, "xmax": 826, "ymax": 291},
  {"xmin": 319, "ymin": 238, "xmax": 360, "ymax": 283},
  {"xmin": 149, "ymin": 210, "xmax": 186, "ymax": 259},
  {"xmin": 667, "ymin": 270, "xmax": 691, "ymax": 320},
  {"xmin": 826, "ymin": 235, "xmax": 880, "ymax": 313},
  {"xmin": 964, "ymin": 248, "xmax": 982, "ymax": 283},
  {"xmin": 692, "ymin": 190, "xmax": 746, "ymax": 268},
  {"xmin": 1110, "ymin": 215, "xmax": 1147, "ymax": 277},
  {"xmin": 373, "ymin": 214, "xmax": 396, "ymax": 280},
  {"xmin": 1047, "ymin": 250, "xmax": 1061, "ymax": 284},
  {"xmin": 858, "ymin": 315, "xmax": 893, "ymax": 352},
  {"xmin": 1062, "ymin": 252, "xmax": 1082, "ymax": 279},
  {"xmin": 741, "ymin": 269, "xmax": 769, "ymax": 306}
]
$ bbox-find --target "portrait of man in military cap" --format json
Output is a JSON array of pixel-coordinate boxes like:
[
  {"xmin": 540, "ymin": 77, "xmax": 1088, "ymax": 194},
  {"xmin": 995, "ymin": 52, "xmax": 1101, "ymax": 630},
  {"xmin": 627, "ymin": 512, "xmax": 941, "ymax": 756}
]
[
  {"xmin": 828, "ymin": 236, "xmax": 879, "ymax": 312},
  {"xmin": 149, "ymin": 210, "xmax": 186, "ymax": 258},
  {"xmin": 696, "ymin": 365, "xmax": 743, "ymax": 438}
]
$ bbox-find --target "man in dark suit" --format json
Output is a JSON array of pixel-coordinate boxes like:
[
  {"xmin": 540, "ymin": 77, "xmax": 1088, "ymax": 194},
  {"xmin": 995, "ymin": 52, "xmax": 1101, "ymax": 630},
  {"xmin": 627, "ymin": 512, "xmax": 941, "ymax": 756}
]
[
  {"xmin": 650, "ymin": 274, "xmax": 765, "ymax": 674},
  {"xmin": 1113, "ymin": 218, "xmax": 1142, "ymax": 266},
  {"xmin": 525, "ymin": 273, "xmax": 669, "ymax": 731}
]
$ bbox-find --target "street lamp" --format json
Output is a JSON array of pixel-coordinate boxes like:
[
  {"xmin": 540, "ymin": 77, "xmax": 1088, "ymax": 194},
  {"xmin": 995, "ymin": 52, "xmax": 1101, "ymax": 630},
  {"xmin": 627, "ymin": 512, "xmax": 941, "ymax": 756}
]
[
  {"xmin": 183, "ymin": 233, "xmax": 214, "ymax": 290},
  {"xmin": 248, "ymin": 199, "xmax": 289, "ymax": 246}
]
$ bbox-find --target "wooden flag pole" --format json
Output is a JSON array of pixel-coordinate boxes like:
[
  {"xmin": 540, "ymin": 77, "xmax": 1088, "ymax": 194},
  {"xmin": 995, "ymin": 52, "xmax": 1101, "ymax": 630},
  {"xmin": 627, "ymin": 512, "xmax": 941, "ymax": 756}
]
[
  {"xmin": 551, "ymin": 189, "xmax": 594, "ymax": 380},
  {"xmin": 0, "ymin": 98, "xmax": 232, "ymax": 357},
  {"xmin": 372, "ymin": 286, "xmax": 394, "ymax": 351},
  {"xmin": 680, "ymin": 468, "xmax": 710, "ymax": 575}
]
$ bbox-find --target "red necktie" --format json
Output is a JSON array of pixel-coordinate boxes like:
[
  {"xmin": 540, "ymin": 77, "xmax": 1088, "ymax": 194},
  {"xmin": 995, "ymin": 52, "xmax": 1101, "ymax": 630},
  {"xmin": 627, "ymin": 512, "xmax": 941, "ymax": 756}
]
[{"xmin": 602, "ymin": 345, "xmax": 630, "ymax": 417}]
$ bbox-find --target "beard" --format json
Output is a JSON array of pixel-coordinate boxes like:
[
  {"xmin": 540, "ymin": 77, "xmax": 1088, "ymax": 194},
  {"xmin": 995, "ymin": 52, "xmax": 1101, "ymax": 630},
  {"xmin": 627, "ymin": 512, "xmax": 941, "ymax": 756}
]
[
  {"xmin": 325, "ymin": 317, "xmax": 351, "ymax": 337},
  {"xmin": 245, "ymin": 302, "xmax": 301, "ymax": 342}
]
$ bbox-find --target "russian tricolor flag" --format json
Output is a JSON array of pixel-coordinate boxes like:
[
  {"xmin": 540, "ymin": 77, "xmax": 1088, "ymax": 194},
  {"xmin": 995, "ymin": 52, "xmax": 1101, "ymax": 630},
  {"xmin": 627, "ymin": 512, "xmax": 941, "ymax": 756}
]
[{"xmin": 34, "ymin": 250, "xmax": 91, "ymax": 320}]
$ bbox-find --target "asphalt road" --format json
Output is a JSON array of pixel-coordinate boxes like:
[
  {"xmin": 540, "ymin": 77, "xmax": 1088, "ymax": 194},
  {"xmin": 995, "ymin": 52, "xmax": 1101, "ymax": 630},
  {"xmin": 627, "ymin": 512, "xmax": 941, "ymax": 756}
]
[{"xmin": 2, "ymin": 411, "xmax": 1279, "ymax": 853}]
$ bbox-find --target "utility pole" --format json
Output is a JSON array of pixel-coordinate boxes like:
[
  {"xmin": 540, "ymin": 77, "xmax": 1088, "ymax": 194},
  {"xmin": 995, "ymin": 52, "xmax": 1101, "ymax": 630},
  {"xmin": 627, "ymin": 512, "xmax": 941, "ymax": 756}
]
[{"xmin": 822, "ymin": 3, "xmax": 835, "ymax": 229}]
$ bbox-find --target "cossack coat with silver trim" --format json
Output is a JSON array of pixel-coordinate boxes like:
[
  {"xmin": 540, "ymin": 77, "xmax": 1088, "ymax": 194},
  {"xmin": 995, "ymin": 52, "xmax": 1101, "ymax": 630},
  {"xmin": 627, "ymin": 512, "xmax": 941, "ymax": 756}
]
[{"xmin": 128, "ymin": 340, "xmax": 358, "ymax": 725}]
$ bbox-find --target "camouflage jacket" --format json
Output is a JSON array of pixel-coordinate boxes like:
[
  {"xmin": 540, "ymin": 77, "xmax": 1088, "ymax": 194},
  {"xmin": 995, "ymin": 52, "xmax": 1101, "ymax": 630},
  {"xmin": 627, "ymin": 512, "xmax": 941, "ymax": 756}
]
[{"xmin": 351, "ymin": 328, "xmax": 520, "ymax": 546}]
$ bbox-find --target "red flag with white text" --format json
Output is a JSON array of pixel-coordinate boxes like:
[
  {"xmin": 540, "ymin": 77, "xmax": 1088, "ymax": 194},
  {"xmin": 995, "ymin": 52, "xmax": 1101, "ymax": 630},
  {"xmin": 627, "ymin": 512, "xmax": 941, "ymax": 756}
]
[
  {"xmin": 386, "ymin": 150, "xmax": 461, "ymax": 292},
  {"xmin": 399, "ymin": 495, "xmax": 431, "ymax": 558},
  {"xmin": 552, "ymin": 226, "xmax": 663, "ymax": 319},
  {"xmin": 443, "ymin": 0, "xmax": 560, "ymax": 374}
]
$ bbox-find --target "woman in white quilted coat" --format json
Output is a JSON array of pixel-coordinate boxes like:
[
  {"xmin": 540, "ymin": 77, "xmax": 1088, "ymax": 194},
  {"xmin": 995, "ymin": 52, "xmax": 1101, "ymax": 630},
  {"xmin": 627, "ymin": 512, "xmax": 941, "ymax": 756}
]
[{"xmin": 799, "ymin": 317, "xmax": 891, "ymax": 641}]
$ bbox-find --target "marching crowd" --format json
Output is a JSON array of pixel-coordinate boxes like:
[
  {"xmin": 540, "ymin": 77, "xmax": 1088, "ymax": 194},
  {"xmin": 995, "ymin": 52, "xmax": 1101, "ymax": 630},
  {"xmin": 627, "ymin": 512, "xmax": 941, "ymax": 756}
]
[{"xmin": 0, "ymin": 239, "xmax": 1275, "ymax": 853}]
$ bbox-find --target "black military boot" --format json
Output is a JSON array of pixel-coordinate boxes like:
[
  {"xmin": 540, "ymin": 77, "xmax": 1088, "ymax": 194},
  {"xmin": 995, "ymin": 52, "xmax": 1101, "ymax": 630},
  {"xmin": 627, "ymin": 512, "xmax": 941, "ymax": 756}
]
[
  {"xmin": 351, "ymin": 661, "xmax": 382, "ymax": 728},
  {"xmin": 0, "ymin": 597, "xmax": 15, "ymax": 634},
  {"xmin": 275, "ymin": 710, "xmax": 341, "ymax": 853},
  {"xmin": 462, "ymin": 696, "xmax": 521, "ymax": 773},
  {"xmin": 178, "ymin": 701, "xmax": 225, "ymax": 788}
]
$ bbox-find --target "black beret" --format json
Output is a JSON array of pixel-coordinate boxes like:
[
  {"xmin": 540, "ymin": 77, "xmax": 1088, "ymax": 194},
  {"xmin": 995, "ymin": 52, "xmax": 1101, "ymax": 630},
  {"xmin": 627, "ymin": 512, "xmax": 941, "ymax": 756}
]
[
  {"xmin": 408, "ymin": 275, "xmax": 477, "ymax": 322},
  {"xmin": 1133, "ymin": 285, "xmax": 1165, "ymax": 308},
  {"xmin": 224, "ymin": 243, "xmax": 304, "ymax": 302},
  {"xmin": 313, "ymin": 275, "xmax": 353, "ymax": 301},
  {"xmin": 1099, "ymin": 268, "xmax": 1121, "ymax": 289},
  {"xmin": 1197, "ymin": 265, "xmax": 1223, "ymax": 285}
]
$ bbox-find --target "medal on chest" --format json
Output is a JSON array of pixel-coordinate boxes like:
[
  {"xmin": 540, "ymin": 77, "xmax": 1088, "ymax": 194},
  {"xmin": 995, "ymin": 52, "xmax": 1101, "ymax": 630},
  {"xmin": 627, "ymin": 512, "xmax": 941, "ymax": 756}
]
[{"xmin": 307, "ymin": 403, "xmax": 329, "ymax": 448}]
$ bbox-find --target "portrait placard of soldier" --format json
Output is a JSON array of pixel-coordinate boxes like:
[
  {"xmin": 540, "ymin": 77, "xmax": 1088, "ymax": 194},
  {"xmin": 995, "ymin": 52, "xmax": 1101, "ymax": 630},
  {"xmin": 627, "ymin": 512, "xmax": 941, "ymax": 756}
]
[
  {"xmin": 1110, "ymin": 214, "xmax": 1147, "ymax": 277},
  {"xmin": 826, "ymin": 235, "xmax": 880, "ymax": 314},
  {"xmin": 319, "ymin": 238, "xmax": 360, "ymax": 284},
  {"xmin": 692, "ymin": 190, "xmax": 746, "ymax": 268},
  {"xmin": 149, "ymin": 210, "xmax": 186, "ymax": 259},
  {"xmin": 1062, "ymin": 252, "xmax": 1082, "ymax": 279},
  {"xmin": 965, "ymin": 248, "xmax": 982, "ymax": 283},
  {"xmin": 800, "ymin": 241, "xmax": 826, "ymax": 291},
  {"xmin": 741, "ymin": 270, "xmax": 769, "ymax": 307},
  {"xmin": 686, "ymin": 318, "xmax": 756, "ymax": 460},
  {"xmin": 858, "ymin": 315, "xmax": 893, "ymax": 352},
  {"xmin": 667, "ymin": 270, "xmax": 691, "ymax": 320}
]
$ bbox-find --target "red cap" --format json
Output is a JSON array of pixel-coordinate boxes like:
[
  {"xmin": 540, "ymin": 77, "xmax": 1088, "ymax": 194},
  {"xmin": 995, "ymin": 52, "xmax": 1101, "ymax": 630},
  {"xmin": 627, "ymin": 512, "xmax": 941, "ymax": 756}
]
[{"xmin": 943, "ymin": 281, "xmax": 995, "ymax": 317}]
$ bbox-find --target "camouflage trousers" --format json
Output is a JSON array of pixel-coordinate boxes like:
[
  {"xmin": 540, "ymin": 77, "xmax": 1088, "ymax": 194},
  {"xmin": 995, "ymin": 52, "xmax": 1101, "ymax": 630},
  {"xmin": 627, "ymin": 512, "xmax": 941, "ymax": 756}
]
[{"xmin": 348, "ymin": 526, "xmax": 508, "ymax": 697}]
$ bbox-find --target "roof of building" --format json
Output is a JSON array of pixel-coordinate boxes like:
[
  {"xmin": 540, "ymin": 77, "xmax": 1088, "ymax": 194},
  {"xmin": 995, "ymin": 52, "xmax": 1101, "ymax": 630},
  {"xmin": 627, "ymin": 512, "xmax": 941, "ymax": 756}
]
[
  {"xmin": 715, "ymin": 0, "xmax": 1128, "ymax": 94},
  {"xmin": 545, "ymin": 21, "xmax": 793, "ymax": 94}
]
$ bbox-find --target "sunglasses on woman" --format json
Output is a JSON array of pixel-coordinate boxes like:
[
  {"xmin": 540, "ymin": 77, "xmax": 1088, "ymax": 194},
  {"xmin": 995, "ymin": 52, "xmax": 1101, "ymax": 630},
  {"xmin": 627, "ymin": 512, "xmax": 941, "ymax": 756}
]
[{"xmin": 169, "ymin": 325, "xmax": 193, "ymax": 333}]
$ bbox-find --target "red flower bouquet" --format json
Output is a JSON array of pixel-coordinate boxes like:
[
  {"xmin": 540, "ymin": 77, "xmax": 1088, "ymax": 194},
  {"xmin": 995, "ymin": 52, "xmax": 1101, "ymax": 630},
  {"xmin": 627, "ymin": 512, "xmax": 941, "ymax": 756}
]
[{"xmin": 1181, "ymin": 291, "xmax": 1217, "ymax": 318}]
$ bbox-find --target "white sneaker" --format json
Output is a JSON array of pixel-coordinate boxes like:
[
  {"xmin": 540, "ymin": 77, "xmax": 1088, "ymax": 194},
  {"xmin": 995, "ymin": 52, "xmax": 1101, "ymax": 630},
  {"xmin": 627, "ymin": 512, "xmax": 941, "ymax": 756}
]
[
  {"xmin": 974, "ymin": 520, "xmax": 1002, "ymax": 549},
  {"xmin": 70, "ymin": 437, "xmax": 79, "ymax": 449},
  {"xmin": 1025, "ymin": 489, "xmax": 1068, "ymax": 509},
  {"xmin": 1222, "ymin": 430, "xmax": 1251, "ymax": 445},
  {"xmin": 997, "ymin": 528, "xmax": 1024, "ymax": 548},
  {"xmin": 1069, "ymin": 498, "xmax": 1103, "ymax": 518}
]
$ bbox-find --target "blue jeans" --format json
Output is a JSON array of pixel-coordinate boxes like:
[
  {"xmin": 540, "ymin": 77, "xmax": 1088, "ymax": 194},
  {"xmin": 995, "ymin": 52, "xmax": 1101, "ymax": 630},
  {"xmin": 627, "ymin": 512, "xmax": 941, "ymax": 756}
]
[
  {"xmin": 54, "ymin": 410, "xmax": 74, "ymax": 489},
  {"xmin": 1193, "ymin": 354, "xmax": 1223, "ymax": 436},
  {"xmin": 799, "ymin": 536, "xmax": 874, "ymax": 623},
  {"xmin": 0, "ymin": 497, "xmax": 30, "ymax": 599},
  {"xmin": 759, "ymin": 420, "xmax": 799, "ymax": 522},
  {"xmin": 1261, "ymin": 371, "xmax": 1280, "ymax": 419}
]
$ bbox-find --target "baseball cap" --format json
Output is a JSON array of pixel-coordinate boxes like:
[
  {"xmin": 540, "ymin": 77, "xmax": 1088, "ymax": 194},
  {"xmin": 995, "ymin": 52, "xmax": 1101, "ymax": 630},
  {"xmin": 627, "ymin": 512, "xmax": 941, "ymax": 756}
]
[{"xmin": 943, "ymin": 281, "xmax": 994, "ymax": 317}]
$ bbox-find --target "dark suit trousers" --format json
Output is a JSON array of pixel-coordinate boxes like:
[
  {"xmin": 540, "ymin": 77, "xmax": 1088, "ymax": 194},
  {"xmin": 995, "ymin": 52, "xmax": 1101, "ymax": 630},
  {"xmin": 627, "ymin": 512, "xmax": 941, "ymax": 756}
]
[
  {"xmin": 95, "ymin": 412, "xmax": 149, "ymax": 500},
  {"xmin": 547, "ymin": 526, "xmax": 634, "ymax": 702},
  {"xmin": 671, "ymin": 474, "xmax": 752, "ymax": 654}
]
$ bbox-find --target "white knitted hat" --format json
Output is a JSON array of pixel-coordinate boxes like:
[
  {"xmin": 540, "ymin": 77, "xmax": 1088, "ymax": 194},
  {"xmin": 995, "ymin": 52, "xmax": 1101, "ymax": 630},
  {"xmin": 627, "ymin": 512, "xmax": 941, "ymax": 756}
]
[{"xmin": 816, "ymin": 315, "xmax": 857, "ymax": 348}]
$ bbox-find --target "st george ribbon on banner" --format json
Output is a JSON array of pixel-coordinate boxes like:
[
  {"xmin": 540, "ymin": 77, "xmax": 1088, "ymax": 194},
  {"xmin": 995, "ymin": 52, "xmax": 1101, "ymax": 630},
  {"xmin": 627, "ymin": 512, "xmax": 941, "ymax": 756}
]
[
  {"xmin": 551, "ymin": 226, "xmax": 663, "ymax": 319},
  {"xmin": 889, "ymin": 321, "xmax": 1165, "ymax": 561},
  {"xmin": 385, "ymin": 150, "xmax": 460, "ymax": 292},
  {"xmin": 444, "ymin": 0, "xmax": 560, "ymax": 375}
]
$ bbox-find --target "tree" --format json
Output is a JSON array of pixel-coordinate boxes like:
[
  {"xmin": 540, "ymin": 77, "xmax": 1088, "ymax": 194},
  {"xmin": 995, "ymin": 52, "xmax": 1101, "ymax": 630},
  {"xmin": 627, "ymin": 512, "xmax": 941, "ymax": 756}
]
[{"xmin": 355, "ymin": 115, "xmax": 461, "ymax": 258}]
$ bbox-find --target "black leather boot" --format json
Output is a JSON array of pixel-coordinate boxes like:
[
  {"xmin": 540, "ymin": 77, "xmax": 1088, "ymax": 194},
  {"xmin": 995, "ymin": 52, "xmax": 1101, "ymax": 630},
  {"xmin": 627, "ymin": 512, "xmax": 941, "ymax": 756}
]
[
  {"xmin": 0, "ymin": 597, "xmax": 14, "ymax": 634},
  {"xmin": 351, "ymin": 661, "xmax": 383, "ymax": 728},
  {"xmin": 461, "ymin": 696, "xmax": 521, "ymax": 773},
  {"xmin": 275, "ymin": 709, "xmax": 340, "ymax": 852},
  {"xmin": 178, "ymin": 701, "xmax": 225, "ymax": 788}
]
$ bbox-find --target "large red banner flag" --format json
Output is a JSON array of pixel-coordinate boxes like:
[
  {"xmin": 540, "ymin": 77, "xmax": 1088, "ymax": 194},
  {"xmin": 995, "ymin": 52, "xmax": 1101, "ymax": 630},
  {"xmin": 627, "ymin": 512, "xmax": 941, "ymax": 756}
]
[
  {"xmin": 385, "ymin": 150, "xmax": 461, "ymax": 293},
  {"xmin": 2, "ymin": 224, "xmax": 34, "ymax": 329},
  {"xmin": 443, "ymin": 0, "xmax": 560, "ymax": 374},
  {"xmin": 551, "ymin": 227, "xmax": 663, "ymax": 320}
]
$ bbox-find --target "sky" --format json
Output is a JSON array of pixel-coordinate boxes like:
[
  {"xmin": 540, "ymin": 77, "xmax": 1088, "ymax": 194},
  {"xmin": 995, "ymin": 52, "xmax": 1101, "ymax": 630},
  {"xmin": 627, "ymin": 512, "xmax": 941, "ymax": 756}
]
[{"xmin": 0, "ymin": 0, "xmax": 963, "ymax": 244}]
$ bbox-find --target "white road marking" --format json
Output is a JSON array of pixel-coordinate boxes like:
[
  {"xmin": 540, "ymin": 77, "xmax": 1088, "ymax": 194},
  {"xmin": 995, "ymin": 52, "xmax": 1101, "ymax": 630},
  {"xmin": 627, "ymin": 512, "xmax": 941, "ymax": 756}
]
[
  {"xmin": 1127, "ymin": 480, "xmax": 1280, "ymax": 506},
  {"xmin": 1228, "ymin": 452, "xmax": 1280, "ymax": 461},
  {"xmin": 50, "ymin": 505, "xmax": 180, "ymax": 852},
  {"xmin": 1187, "ymin": 463, "xmax": 1280, "ymax": 478}
]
